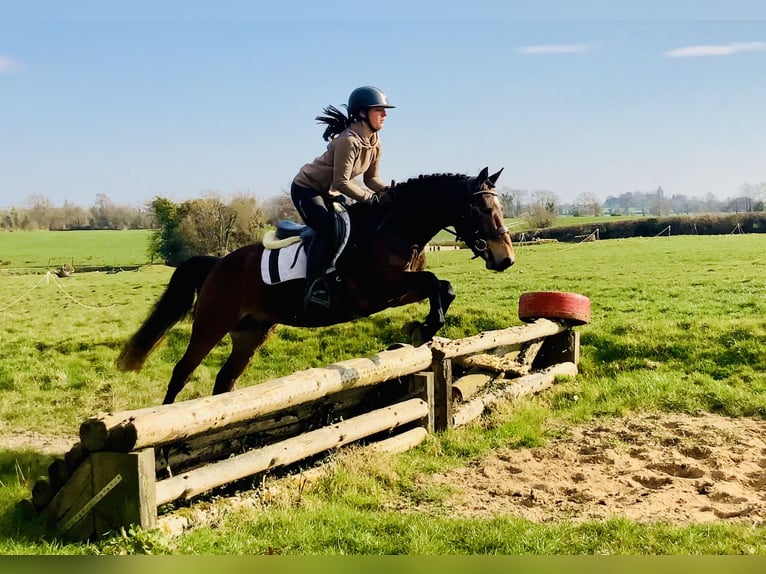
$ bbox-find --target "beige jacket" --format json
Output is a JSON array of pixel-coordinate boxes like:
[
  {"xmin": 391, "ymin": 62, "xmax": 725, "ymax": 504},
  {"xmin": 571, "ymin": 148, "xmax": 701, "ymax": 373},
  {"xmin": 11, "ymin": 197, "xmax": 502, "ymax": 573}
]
[{"xmin": 293, "ymin": 120, "xmax": 387, "ymax": 202}]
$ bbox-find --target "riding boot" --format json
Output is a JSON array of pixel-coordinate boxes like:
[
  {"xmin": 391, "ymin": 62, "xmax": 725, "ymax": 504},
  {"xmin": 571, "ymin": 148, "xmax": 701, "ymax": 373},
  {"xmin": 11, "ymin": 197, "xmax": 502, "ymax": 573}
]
[{"xmin": 304, "ymin": 234, "xmax": 331, "ymax": 310}]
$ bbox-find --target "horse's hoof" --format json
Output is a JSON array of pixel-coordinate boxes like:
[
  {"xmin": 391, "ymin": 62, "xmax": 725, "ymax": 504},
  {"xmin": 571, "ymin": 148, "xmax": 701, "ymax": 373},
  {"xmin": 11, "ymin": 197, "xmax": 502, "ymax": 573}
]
[
  {"xmin": 403, "ymin": 321, "xmax": 426, "ymax": 347},
  {"xmin": 402, "ymin": 321, "xmax": 421, "ymax": 336}
]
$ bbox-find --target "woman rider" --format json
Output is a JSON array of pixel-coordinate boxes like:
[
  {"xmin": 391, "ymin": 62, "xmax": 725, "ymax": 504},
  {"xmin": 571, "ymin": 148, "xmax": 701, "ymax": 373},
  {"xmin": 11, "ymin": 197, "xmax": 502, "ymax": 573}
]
[{"xmin": 291, "ymin": 85, "xmax": 395, "ymax": 310}]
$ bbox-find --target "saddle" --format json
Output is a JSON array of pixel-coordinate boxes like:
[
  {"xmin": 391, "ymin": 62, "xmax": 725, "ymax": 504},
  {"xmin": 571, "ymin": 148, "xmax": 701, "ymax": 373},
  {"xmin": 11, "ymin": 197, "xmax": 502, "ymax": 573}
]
[{"xmin": 260, "ymin": 205, "xmax": 350, "ymax": 285}]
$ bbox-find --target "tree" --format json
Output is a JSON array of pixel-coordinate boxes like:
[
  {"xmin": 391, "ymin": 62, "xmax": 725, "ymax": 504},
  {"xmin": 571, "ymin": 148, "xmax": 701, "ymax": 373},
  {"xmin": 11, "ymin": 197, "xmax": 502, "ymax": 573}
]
[
  {"xmin": 148, "ymin": 193, "xmax": 268, "ymax": 265},
  {"xmin": 262, "ymin": 192, "xmax": 300, "ymax": 224},
  {"xmin": 149, "ymin": 197, "xmax": 190, "ymax": 265},
  {"xmin": 178, "ymin": 194, "xmax": 238, "ymax": 257},
  {"xmin": 497, "ymin": 186, "xmax": 515, "ymax": 216},
  {"xmin": 573, "ymin": 191, "xmax": 602, "ymax": 216},
  {"xmin": 26, "ymin": 194, "xmax": 54, "ymax": 230},
  {"xmin": 228, "ymin": 194, "xmax": 267, "ymax": 245},
  {"xmin": 527, "ymin": 189, "xmax": 558, "ymax": 228}
]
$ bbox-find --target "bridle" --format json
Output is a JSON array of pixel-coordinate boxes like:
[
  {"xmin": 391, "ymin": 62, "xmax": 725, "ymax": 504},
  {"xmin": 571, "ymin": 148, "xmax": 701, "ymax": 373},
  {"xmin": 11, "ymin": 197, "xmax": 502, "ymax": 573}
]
[{"xmin": 445, "ymin": 178, "xmax": 510, "ymax": 259}]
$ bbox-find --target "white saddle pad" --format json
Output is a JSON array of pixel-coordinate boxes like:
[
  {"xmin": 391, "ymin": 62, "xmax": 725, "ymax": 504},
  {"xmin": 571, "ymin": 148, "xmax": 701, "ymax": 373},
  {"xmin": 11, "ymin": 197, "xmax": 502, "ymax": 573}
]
[{"xmin": 260, "ymin": 210, "xmax": 350, "ymax": 286}]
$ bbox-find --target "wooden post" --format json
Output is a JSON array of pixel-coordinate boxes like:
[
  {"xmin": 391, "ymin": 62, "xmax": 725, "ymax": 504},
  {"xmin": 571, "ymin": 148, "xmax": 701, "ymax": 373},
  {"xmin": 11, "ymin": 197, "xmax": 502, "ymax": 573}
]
[
  {"xmin": 532, "ymin": 329, "xmax": 580, "ymax": 370},
  {"xmin": 43, "ymin": 448, "xmax": 157, "ymax": 541},
  {"xmin": 408, "ymin": 371, "xmax": 435, "ymax": 432},
  {"xmin": 432, "ymin": 358, "xmax": 452, "ymax": 431}
]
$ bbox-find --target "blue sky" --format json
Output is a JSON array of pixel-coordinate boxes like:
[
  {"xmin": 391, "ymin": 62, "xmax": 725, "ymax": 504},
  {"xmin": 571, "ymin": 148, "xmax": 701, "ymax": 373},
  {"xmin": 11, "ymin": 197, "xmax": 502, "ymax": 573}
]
[{"xmin": 1, "ymin": 2, "xmax": 765, "ymax": 209}]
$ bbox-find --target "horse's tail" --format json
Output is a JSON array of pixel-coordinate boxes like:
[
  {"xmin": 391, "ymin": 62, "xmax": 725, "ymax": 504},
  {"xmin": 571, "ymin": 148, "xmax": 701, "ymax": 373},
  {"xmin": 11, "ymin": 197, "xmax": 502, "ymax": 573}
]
[{"xmin": 116, "ymin": 255, "xmax": 219, "ymax": 372}]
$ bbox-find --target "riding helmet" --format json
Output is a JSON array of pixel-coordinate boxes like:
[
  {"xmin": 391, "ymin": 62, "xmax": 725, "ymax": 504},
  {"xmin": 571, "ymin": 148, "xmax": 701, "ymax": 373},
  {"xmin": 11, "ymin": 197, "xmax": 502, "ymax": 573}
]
[{"xmin": 347, "ymin": 86, "xmax": 395, "ymax": 117}]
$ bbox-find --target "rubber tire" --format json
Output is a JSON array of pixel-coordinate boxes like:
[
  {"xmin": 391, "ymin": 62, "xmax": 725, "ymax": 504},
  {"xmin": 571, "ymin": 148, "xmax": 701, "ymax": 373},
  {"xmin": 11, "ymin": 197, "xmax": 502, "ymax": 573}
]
[{"xmin": 518, "ymin": 291, "xmax": 591, "ymax": 325}]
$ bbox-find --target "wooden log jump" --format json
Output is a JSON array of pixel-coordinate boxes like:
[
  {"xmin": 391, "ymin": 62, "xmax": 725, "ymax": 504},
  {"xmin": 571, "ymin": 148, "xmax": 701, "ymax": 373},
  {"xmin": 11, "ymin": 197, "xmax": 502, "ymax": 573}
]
[
  {"xmin": 80, "ymin": 343, "xmax": 433, "ymax": 453},
  {"xmin": 33, "ymin": 294, "xmax": 589, "ymax": 541}
]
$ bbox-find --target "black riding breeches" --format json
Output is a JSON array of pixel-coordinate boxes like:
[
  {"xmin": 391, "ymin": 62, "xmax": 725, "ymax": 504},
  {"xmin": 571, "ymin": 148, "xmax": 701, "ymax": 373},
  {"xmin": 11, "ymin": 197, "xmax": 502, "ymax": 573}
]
[{"xmin": 290, "ymin": 182, "xmax": 333, "ymax": 278}]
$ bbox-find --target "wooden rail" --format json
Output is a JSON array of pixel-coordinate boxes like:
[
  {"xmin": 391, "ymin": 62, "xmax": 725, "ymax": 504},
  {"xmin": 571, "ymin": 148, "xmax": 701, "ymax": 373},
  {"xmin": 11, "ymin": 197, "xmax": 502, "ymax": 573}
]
[{"xmin": 33, "ymin": 318, "xmax": 582, "ymax": 541}]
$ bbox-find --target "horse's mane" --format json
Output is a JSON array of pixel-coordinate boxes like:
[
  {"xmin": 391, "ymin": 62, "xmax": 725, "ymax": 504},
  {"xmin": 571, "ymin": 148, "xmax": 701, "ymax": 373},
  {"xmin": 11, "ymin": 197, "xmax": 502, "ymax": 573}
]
[
  {"xmin": 390, "ymin": 173, "xmax": 467, "ymax": 192},
  {"xmin": 386, "ymin": 173, "xmax": 469, "ymax": 204}
]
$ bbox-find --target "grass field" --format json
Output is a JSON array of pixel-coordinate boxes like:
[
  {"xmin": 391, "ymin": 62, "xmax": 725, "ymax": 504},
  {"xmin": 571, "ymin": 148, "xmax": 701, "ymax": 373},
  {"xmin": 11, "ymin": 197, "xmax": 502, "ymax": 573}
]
[
  {"xmin": 1, "ymin": 230, "xmax": 765, "ymax": 554},
  {"xmin": 0, "ymin": 229, "xmax": 154, "ymax": 272}
]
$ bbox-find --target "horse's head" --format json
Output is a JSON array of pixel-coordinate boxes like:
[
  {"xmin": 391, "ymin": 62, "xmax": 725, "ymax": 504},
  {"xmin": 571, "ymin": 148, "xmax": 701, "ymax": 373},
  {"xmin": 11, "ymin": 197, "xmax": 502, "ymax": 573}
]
[{"xmin": 454, "ymin": 167, "xmax": 515, "ymax": 271}]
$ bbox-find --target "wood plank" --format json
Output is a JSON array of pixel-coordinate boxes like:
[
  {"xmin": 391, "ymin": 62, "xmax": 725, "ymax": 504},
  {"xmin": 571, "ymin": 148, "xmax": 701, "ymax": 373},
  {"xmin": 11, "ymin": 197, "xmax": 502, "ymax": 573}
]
[
  {"xmin": 429, "ymin": 319, "xmax": 567, "ymax": 359},
  {"xmin": 155, "ymin": 398, "xmax": 429, "ymax": 505},
  {"xmin": 42, "ymin": 450, "xmax": 157, "ymax": 540}
]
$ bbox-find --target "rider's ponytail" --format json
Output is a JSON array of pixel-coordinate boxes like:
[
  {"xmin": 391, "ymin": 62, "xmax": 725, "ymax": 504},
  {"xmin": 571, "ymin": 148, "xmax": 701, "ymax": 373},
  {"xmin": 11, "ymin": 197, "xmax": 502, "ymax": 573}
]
[{"xmin": 315, "ymin": 105, "xmax": 351, "ymax": 141}]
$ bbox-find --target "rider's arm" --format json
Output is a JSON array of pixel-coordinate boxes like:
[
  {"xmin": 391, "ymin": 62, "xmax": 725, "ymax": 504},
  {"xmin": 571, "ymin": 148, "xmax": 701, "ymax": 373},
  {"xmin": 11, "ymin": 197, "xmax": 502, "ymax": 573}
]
[{"xmin": 362, "ymin": 148, "xmax": 387, "ymax": 194}]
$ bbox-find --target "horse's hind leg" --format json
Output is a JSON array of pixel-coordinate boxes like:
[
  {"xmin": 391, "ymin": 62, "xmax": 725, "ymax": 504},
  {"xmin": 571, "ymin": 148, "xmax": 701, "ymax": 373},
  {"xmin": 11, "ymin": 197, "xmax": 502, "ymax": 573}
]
[
  {"xmin": 212, "ymin": 318, "xmax": 276, "ymax": 395},
  {"xmin": 162, "ymin": 320, "xmax": 233, "ymax": 404}
]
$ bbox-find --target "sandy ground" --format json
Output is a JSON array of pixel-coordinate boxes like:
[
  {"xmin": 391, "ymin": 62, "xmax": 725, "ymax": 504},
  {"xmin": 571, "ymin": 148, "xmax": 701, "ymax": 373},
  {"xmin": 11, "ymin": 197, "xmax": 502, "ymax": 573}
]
[
  {"xmin": 0, "ymin": 429, "xmax": 77, "ymax": 455},
  {"xmin": 3, "ymin": 412, "xmax": 765, "ymax": 527},
  {"xmin": 420, "ymin": 411, "xmax": 766, "ymax": 525}
]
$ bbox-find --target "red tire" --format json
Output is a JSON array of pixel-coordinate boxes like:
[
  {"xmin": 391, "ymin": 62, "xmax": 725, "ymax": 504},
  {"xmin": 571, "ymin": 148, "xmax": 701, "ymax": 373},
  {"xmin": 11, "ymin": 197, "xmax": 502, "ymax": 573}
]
[{"xmin": 518, "ymin": 291, "xmax": 591, "ymax": 325}]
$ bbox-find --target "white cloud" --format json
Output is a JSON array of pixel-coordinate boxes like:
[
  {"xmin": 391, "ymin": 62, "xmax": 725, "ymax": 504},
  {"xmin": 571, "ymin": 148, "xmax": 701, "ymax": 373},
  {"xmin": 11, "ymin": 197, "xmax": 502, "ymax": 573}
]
[
  {"xmin": 664, "ymin": 41, "xmax": 766, "ymax": 58},
  {"xmin": 0, "ymin": 55, "xmax": 21, "ymax": 73},
  {"xmin": 516, "ymin": 43, "xmax": 592, "ymax": 55}
]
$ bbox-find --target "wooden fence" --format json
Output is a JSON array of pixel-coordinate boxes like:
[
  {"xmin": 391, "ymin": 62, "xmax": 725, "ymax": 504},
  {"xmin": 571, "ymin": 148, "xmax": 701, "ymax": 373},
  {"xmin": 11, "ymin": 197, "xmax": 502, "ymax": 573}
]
[{"xmin": 30, "ymin": 313, "xmax": 584, "ymax": 541}]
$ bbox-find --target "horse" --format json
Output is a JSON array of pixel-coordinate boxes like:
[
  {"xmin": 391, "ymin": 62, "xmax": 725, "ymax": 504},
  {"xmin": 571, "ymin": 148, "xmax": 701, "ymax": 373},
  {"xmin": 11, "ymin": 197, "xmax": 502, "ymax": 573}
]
[{"xmin": 117, "ymin": 167, "xmax": 515, "ymax": 404}]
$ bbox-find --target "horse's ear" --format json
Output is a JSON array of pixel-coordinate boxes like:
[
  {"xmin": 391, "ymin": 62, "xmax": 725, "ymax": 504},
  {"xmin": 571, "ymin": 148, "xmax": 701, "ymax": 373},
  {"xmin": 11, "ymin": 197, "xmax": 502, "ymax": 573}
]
[
  {"xmin": 478, "ymin": 167, "xmax": 489, "ymax": 181},
  {"xmin": 488, "ymin": 168, "xmax": 504, "ymax": 186}
]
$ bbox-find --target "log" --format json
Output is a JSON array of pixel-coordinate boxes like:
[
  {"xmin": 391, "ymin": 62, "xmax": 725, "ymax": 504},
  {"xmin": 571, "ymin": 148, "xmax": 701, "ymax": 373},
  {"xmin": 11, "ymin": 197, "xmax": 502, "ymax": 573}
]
[
  {"xmin": 155, "ymin": 384, "xmax": 388, "ymax": 476},
  {"xmin": 517, "ymin": 339, "xmax": 545, "ymax": 372},
  {"xmin": 369, "ymin": 427, "xmax": 428, "ymax": 454},
  {"xmin": 452, "ymin": 362, "xmax": 578, "ymax": 427},
  {"xmin": 31, "ymin": 478, "xmax": 53, "ymax": 510},
  {"xmin": 452, "ymin": 372, "xmax": 495, "ymax": 403},
  {"xmin": 47, "ymin": 458, "xmax": 71, "ymax": 492},
  {"xmin": 453, "ymin": 338, "xmax": 543, "ymax": 378},
  {"xmin": 430, "ymin": 319, "xmax": 567, "ymax": 359},
  {"xmin": 64, "ymin": 443, "xmax": 88, "ymax": 471},
  {"xmin": 155, "ymin": 398, "xmax": 428, "ymax": 505},
  {"xmin": 81, "ymin": 344, "xmax": 433, "ymax": 453}
]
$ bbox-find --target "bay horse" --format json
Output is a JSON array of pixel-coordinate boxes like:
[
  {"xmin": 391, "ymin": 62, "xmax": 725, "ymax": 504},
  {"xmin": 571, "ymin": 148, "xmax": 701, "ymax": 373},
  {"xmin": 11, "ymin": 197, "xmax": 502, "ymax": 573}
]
[{"xmin": 117, "ymin": 167, "xmax": 515, "ymax": 404}]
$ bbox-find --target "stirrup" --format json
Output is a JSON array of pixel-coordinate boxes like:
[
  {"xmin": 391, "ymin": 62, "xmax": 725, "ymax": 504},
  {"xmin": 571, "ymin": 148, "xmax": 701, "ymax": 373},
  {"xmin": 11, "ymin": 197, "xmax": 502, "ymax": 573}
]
[{"xmin": 305, "ymin": 278, "xmax": 331, "ymax": 309}]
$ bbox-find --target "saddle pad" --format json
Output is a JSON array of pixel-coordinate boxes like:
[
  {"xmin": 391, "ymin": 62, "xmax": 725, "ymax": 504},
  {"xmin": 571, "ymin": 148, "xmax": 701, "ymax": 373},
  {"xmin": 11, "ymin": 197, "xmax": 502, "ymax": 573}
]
[
  {"xmin": 260, "ymin": 242, "xmax": 307, "ymax": 285},
  {"xmin": 260, "ymin": 209, "xmax": 350, "ymax": 286}
]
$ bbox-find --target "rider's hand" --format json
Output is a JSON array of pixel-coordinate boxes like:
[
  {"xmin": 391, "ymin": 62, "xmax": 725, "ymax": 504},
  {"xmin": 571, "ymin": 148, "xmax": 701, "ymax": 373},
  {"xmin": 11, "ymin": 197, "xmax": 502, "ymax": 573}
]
[{"xmin": 365, "ymin": 193, "xmax": 380, "ymax": 206}]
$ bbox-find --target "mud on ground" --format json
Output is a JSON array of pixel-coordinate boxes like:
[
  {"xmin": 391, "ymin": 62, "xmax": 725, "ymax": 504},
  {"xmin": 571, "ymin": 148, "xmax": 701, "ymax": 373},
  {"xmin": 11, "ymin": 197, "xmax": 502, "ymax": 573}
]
[{"xmin": 419, "ymin": 412, "xmax": 766, "ymax": 525}]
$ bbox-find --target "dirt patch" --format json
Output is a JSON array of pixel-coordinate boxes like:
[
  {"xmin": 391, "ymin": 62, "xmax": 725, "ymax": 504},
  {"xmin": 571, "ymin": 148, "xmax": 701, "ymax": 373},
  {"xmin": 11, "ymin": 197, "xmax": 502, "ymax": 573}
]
[
  {"xmin": 0, "ymin": 430, "xmax": 77, "ymax": 455},
  {"xmin": 421, "ymin": 412, "xmax": 766, "ymax": 525}
]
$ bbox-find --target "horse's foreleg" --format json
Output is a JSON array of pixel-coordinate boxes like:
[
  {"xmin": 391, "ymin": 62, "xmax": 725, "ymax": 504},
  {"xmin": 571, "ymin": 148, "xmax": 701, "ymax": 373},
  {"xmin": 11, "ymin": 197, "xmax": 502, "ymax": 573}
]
[
  {"xmin": 439, "ymin": 279, "xmax": 456, "ymax": 315},
  {"xmin": 212, "ymin": 320, "xmax": 276, "ymax": 395},
  {"xmin": 384, "ymin": 272, "xmax": 451, "ymax": 343}
]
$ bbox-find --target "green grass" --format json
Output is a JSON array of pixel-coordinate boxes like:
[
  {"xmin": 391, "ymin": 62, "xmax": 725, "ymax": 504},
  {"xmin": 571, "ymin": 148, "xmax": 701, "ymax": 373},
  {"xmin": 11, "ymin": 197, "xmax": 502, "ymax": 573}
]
[
  {"xmin": 1, "ymin": 232, "xmax": 765, "ymax": 554},
  {"xmin": 0, "ymin": 229, "xmax": 155, "ymax": 272}
]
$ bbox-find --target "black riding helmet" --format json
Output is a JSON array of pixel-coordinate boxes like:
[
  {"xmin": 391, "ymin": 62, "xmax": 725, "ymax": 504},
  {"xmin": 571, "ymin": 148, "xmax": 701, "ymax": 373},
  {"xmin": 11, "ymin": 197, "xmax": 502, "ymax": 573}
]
[{"xmin": 347, "ymin": 86, "xmax": 395, "ymax": 119}]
